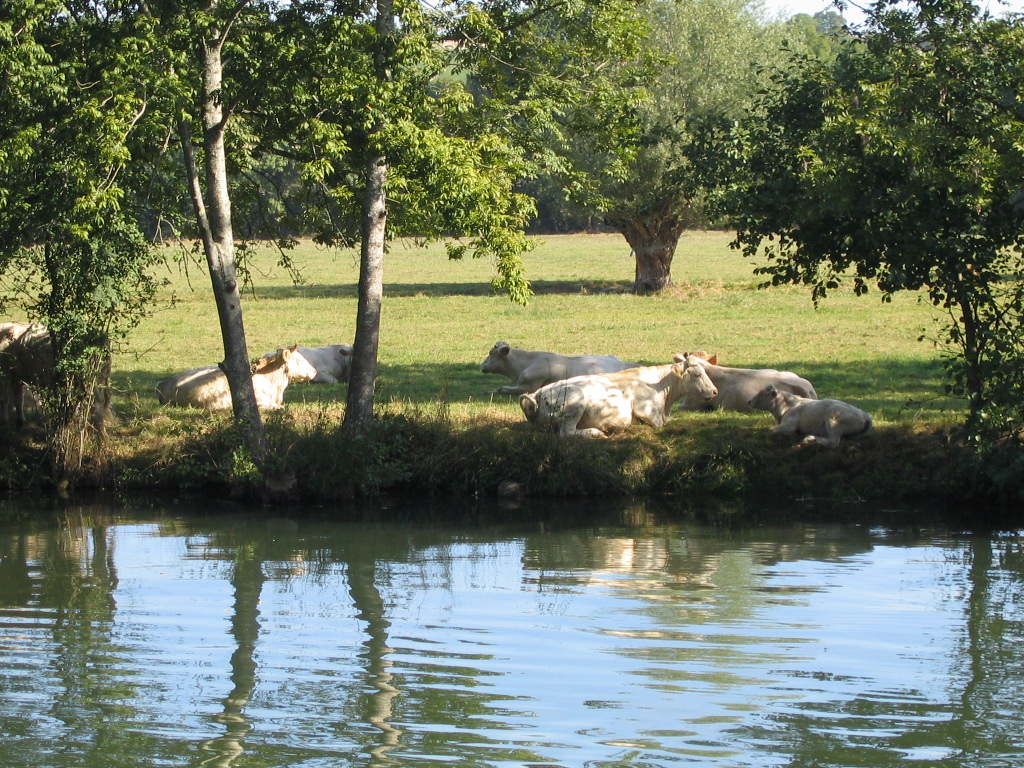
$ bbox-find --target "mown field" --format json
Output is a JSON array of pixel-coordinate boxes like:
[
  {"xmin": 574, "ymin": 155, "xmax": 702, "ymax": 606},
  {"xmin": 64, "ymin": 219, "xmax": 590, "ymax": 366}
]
[
  {"xmin": 117, "ymin": 230, "xmax": 956, "ymax": 426},
  {"xmin": 8, "ymin": 231, "xmax": 986, "ymax": 513}
]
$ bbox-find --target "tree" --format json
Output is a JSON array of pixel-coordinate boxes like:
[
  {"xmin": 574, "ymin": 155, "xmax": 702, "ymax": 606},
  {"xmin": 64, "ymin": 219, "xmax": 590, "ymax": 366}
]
[
  {"xmin": 271, "ymin": 0, "xmax": 649, "ymax": 431},
  {"xmin": 730, "ymin": 0, "xmax": 1024, "ymax": 433},
  {"xmin": 144, "ymin": 0, "xmax": 288, "ymax": 459},
  {"xmin": 552, "ymin": 0, "xmax": 798, "ymax": 292},
  {"xmin": 1, "ymin": 1, "xmax": 161, "ymax": 482},
  {"xmin": 7, "ymin": 0, "xmax": 650, "ymax": 469},
  {"xmin": 784, "ymin": 10, "xmax": 850, "ymax": 61}
]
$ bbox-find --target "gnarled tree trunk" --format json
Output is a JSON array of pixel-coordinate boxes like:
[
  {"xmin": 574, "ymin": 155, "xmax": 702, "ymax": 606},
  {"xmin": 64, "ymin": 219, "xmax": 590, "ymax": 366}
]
[{"xmin": 616, "ymin": 216, "xmax": 684, "ymax": 294}]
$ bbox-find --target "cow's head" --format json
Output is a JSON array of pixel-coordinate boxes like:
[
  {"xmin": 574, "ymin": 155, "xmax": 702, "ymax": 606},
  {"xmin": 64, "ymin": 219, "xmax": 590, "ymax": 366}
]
[
  {"xmin": 480, "ymin": 341, "xmax": 512, "ymax": 374},
  {"xmin": 748, "ymin": 384, "xmax": 779, "ymax": 412},
  {"xmin": 674, "ymin": 353, "xmax": 718, "ymax": 404}
]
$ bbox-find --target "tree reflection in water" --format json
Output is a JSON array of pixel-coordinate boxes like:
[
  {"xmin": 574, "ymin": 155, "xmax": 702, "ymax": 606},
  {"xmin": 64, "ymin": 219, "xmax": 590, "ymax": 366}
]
[{"xmin": 0, "ymin": 499, "xmax": 1022, "ymax": 768}]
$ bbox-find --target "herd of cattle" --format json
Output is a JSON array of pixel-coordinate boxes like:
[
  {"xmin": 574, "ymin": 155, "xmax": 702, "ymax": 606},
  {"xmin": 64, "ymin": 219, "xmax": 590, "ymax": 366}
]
[
  {"xmin": 1, "ymin": 321, "xmax": 872, "ymax": 447},
  {"xmin": 480, "ymin": 340, "xmax": 873, "ymax": 447}
]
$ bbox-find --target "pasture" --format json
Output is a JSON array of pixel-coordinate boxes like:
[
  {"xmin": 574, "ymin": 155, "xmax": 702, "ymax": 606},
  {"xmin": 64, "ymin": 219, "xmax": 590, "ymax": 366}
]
[
  {"xmin": 115, "ymin": 230, "xmax": 956, "ymax": 427},
  {"xmin": 5, "ymin": 231, "xmax": 970, "ymax": 506}
]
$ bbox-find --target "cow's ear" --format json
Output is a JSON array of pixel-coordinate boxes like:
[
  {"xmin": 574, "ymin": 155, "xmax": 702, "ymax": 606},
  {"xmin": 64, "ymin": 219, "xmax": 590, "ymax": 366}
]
[
  {"xmin": 707, "ymin": 355, "xmax": 718, "ymax": 365},
  {"xmin": 499, "ymin": 344, "xmax": 511, "ymax": 357}
]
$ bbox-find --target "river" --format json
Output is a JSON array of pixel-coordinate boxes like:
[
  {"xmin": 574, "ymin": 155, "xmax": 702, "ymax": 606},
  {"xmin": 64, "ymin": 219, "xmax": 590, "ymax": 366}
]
[{"xmin": 1, "ymin": 496, "xmax": 1022, "ymax": 767}]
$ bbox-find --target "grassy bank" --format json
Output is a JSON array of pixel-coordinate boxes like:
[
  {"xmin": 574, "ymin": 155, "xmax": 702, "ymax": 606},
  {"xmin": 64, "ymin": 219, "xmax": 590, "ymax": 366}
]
[{"xmin": 4, "ymin": 231, "xmax": 1004, "ymax": 515}]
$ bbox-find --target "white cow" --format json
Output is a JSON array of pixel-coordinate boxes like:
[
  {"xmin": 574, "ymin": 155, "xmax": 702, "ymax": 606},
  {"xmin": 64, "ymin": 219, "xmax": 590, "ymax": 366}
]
[
  {"xmin": 0, "ymin": 322, "xmax": 52, "ymax": 428},
  {"xmin": 262, "ymin": 344, "xmax": 353, "ymax": 384},
  {"xmin": 156, "ymin": 346, "xmax": 317, "ymax": 410},
  {"xmin": 519, "ymin": 353, "xmax": 718, "ymax": 438},
  {"xmin": 0, "ymin": 322, "xmax": 115, "ymax": 429},
  {"xmin": 748, "ymin": 384, "xmax": 872, "ymax": 447},
  {"xmin": 481, "ymin": 341, "xmax": 638, "ymax": 395},
  {"xmin": 682, "ymin": 357, "xmax": 817, "ymax": 412}
]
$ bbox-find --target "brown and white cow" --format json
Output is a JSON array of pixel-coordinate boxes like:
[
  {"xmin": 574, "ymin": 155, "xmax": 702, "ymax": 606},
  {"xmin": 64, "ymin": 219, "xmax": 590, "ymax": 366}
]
[
  {"xmin": 156, "ymin": 345, "xmax": 317, "ymax": 410},
  {"xmin": 519, "ymin": 353, "xmax": 717, "ymax": 438},
  {"xmin": 748, "ymin": 384, "xmax": 872, "ymax": 447},
  {"xmin": 481, "ymin": 341, "xmax": 637, "ymax": 395}
]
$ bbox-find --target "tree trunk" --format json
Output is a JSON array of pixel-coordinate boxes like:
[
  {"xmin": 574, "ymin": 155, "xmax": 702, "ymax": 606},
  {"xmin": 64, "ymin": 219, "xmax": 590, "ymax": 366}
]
[
  {"xmin": 342, "ymin": 0, "xmax": 393, "ymax": 435},
  {"xmin": 179, "ymin": 25, "xmax": 266, "ymax": 457},
  {"xmin": 955, "ymin": 284, "xmax": 985, "ymax": 418},
  {"xmin": 343, "ymin": 155, "xmax": 388, "ymax": 434},
  {"xmin": 618, "ymin": 217, "xmax": 684, "ymax": 294}
]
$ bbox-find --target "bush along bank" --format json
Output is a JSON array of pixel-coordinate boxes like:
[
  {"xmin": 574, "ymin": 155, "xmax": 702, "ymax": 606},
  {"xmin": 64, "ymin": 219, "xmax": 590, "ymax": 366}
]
[{"xmin": 3, "ymin": 406, "xmax": 1015, "ymax": 524}]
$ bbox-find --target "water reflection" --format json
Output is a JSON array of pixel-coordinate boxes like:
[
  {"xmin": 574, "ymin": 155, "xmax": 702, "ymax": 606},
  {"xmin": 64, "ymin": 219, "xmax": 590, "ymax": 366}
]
[{"xmin": 0, "ymin": 499, "xmax": 1022, "ymax": 767}]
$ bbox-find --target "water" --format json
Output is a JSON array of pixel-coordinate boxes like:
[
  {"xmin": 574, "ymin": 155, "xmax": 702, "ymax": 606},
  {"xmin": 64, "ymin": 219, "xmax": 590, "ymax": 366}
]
[{"xmin": 1, "ymin": 498, "xmax": 1023, "ymax": 767}]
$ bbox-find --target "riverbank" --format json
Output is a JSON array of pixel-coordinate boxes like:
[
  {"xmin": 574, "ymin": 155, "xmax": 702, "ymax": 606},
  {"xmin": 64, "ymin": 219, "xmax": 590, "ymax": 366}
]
[
  {"xmin": 4, "ymin": 232, "xmax": 1017, "ymax": 524},
  {"xmin": 5, "ymin": 402, "xmax": 1016, "ymax": 528}
]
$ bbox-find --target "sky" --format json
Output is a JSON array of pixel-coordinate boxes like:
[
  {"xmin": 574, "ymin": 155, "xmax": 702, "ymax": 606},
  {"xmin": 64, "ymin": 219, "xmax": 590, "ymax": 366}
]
[{"xmin": 761, "ymin": 0, "xmax": 1024, "ymax": 26}]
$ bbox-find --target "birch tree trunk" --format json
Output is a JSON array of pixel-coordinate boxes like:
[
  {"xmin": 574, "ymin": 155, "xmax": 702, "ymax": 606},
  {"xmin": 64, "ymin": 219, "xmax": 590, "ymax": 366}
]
[
  {"xmin": 342, "ymin": 0, "xmax": 394, "ymax": 434},
  {"xmin": 179, "ymin": 5, "xmax": 266, "ymax": 457},
  {"xmin": 343, "ymin": 155, "xmax": 388, "ymax": 433}
]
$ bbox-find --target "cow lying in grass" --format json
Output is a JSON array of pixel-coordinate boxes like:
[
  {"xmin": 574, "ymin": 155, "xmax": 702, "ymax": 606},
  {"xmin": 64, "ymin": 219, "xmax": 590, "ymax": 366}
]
[
  {"xmin": 682, "ymin": 355, "xmax": 817, "ymax": 412},
  {"xmin": 481, "ymin": 340, "xmax": 637, "ymax": 395},
  {"xmin": 748, "ymin": 384, "xmax": 872, "ymax": 447},
  {"xmin": 261, "ymin": 344, "xmax": 353, "ymax": 384},
  {"xmin": 519, "ymin": 353, "xmax": 717, "ymax": 438},
  {"xmin": 0, "ymin": 322, "xmax": 51, "ymax": 429},
  {"xmin": 156, "ymin": 345, "xmax": 317, "ymax": 410}
]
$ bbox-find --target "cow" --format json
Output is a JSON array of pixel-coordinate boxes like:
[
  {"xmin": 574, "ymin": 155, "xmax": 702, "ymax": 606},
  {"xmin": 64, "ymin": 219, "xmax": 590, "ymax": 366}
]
[
  {"xmin": 682, "ymin": 357, "xmax": 817, "ymax": 412},
  {"xmin": 156, "ymin": 345, "xmax": 318, "ymax": 410},
  {"xmin": 261, "ymin": 344, "xmax": 353, "ymax": 384},
  {"xmin": 0, "ymin": 322, "xmax": 52, "ymax": 429},
  {"xmin": 748, "ymin": 384, "xmax": 872, "ymax": 448},
  {"xmin": 481, "ymin": 340, "xmax": 637, "ymax": 395},
  {"xmin": 1, "ymin": 321, "xmax": 119, "ymax": 430},
  {"xmin": 518, "ymin": 353, "xmax": 718, "ymax": 438}
]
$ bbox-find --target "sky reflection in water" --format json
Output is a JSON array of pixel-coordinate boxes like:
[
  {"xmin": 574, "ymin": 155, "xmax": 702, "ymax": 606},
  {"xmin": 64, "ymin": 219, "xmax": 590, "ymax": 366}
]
[{"xmin": 1, "ymin": 502, "xmax": 1023, "ymax": 767}]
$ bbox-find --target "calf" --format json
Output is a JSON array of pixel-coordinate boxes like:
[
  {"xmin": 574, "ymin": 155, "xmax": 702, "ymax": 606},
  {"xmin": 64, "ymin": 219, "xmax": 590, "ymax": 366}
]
[
  {"xmin": 519, "ymin": 353, "xmax": 717, "ymax": 438},
  {"xmin": 156, "ymin": 346, "xmax": 317, "ymax": 410},
  {"xmin": 748, "ymin": 384, "xmax": 872, "ymax": 447},
  {"xmin": 481, "ymin": 340, "xmax": 637, "ymax": 395}
]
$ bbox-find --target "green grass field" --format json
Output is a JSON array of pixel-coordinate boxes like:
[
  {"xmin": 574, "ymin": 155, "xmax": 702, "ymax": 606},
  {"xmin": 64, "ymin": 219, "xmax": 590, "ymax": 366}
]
[
  {"xmin": 4, "ymin": 230, "xmax": 986, "ymax": 507},
  {"xmin": 114, "ymin": 230, "xmax": 958, "ymax": 428}
]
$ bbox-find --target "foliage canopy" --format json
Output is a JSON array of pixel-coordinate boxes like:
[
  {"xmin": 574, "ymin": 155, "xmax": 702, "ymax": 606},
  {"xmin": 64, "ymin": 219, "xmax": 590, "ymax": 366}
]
[{"xmin": 730, "ymin": 0, "xmax": 1024, "ymax": 444}]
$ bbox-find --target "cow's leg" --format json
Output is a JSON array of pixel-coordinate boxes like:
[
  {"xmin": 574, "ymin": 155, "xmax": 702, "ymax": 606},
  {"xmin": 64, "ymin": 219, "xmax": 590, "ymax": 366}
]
[
  {"xmin": 554, "ymin": 400, "xmax": 610, "ymax": 437},
  {"xmin": 803, "ymin": 410, "xmax": 843, "ymax": 447},
  {"xmin": 556, "ymin": 402, "xmax": 588, "ymax": 437},
  {"xmin": 771, "ymin": 411, "xmax": 801, "ymax": 436},
  {"xmin": 494, "ymin": 384, "xmax": 530, "ymax": 395},
  {"xmin": 632, "ymin": 398, "xmax": 666, "ymax": 428}
]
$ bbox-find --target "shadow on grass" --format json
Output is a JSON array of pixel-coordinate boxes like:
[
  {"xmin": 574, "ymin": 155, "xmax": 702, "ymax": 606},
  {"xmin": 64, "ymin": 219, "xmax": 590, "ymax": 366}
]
[
  {"xmin": 250, "ymin": 278, "xmax": 633, "ymax": 301},
  {"xmin": 112, "ymin": 355, "xmax": 961, "ymax": 426}
]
